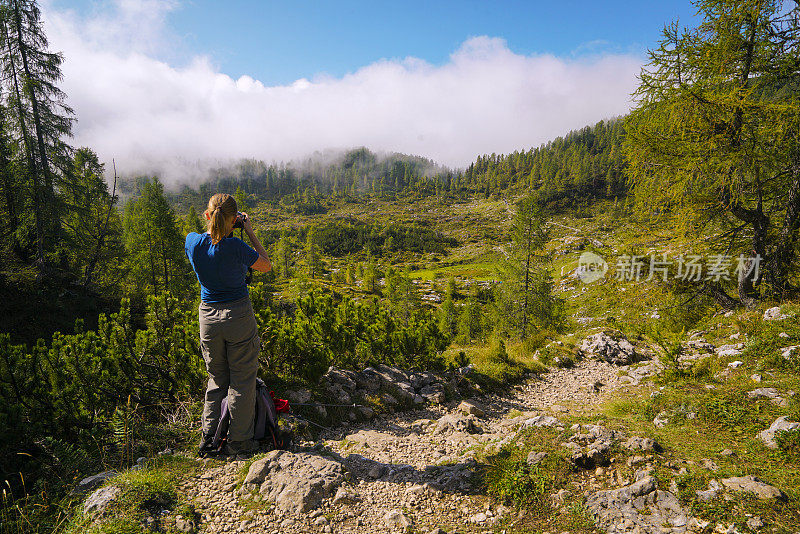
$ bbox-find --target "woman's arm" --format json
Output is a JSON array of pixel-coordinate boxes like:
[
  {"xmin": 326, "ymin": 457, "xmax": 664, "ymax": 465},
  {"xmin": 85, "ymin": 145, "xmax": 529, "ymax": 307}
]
[{"xmin": 241, "ymin": 214, "xmax": 273, "ymax": 273}]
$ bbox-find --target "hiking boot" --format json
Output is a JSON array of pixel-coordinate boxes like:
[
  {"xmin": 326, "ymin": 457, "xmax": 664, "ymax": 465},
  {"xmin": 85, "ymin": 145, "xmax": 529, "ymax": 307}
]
[
  {"xmin": 223, "ymin": 439, "xmax": 258, "ymax": 459},
  {"xmin": 198, "ymin": 433, "xmax": 218, "ymax": 458}
]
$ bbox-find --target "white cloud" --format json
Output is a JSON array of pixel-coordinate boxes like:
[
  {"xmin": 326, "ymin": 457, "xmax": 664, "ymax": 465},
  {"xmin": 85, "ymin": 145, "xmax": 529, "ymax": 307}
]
[{"xmin": 43, "ymin": 1, "xmax": 643, "ymax": 182}]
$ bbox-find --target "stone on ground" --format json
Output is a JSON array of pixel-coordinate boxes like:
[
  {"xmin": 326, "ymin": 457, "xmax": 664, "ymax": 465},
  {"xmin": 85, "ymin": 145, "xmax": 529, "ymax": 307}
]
[
  {"xmin": 758, "ymin": 416, "xmax": 800, "ymax": 448},
  {"xmin": 456, "ymin": 399, "xmax": 486, "ymax": 417},
  {"xmin": 586, "ymin": 476, "xmax": 688, "ymax": 533},
  {"xmin": 578, "ymin": 332, "xmax": 639, "ymax": 365},
  {"xmin": 384, "ymin": 509, "xmax": 413, "ymax": 531},
  {"xmin": 720, "ymin": 476, "xmax": 784, "ymax": 500},
  {"xmin": 244, "ymin": 450, "xmax": 346, "ymax": 513},
  {"xmin": 83, "ymin": 485, "xmax": 121, "ymax": 515}
]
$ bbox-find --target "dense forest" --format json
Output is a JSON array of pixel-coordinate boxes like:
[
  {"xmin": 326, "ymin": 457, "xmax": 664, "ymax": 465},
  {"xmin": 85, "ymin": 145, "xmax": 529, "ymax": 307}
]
[{"xmin": 150, "ymin": 119, "xmax": 627, "ymax": 218}]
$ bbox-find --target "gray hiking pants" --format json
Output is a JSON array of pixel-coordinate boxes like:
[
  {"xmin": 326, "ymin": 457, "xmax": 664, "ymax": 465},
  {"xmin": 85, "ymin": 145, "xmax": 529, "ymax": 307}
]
[{"xmin": 199, "ymin": 296, "xmax": 260, "ymax": 442}]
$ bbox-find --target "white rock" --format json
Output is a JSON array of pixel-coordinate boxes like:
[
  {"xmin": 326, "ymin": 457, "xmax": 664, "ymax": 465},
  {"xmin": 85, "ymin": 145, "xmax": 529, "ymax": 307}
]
[
  {"xmin": 780, "ymin": 345, "xmax": 799, "ymax": 360},
  {"xmin": 653, "ymin": 412, "xmax": 669, "ymax": 428},
  {"xmin": 727, "ymin": 360, "xmax": 743, "ymax": 369},
  {"xmin": 469, "ymin": 512, "xmax": 487, "ymax": 523},
  {"xmin": 456, "ymin": 400, "xmax": 486, "ymax": 417},
  {"xmin": 758, "ymin": 416, "xmax": 800, "ymax": 448},
  {"xmin": 720, "ymin": 475, "xmax": 784, "ymax": 499},
  {"xmin": 764, "ymin": 306, "xmax": 788, "ymax": 320},
  {"xmin": 83, "ymin": 485, "xmax": 121, "ymax": 515},
  {"xmin": 384, "ymin": 509, "xmax": 413, "ymax": 531}
]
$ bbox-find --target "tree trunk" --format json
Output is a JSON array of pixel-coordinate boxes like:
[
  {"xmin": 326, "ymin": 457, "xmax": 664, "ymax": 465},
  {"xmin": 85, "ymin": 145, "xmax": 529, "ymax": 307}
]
[
  {"xmin": 700, "ymin": 280, "xmax": 739, "ymax": 310},
  {"xmin": 83, "ymin": 161, "xmax": 117, "ymax": 288}
]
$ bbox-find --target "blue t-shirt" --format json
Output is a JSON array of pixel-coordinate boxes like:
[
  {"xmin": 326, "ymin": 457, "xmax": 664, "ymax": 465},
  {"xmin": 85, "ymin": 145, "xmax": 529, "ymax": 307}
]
[{"xmin": 185, "ymin": 232, "xmax": 259, "ymax": 303}]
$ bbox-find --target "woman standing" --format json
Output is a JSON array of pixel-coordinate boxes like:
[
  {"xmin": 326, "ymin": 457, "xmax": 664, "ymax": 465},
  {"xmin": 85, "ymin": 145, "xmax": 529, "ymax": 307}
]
[{"xmin": 185, "ymin": 193, "xmax": 272, "ymax": 458}]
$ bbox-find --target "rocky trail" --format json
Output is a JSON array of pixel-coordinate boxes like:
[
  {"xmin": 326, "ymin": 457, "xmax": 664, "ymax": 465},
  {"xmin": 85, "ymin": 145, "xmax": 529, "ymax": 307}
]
[
  {"xmin": 81, "ymin": 322, "xmax": 796, "ymax": 534},
  {"xmin": 179, "ymin": 357, "xmax": 631, "ymax": 534}
]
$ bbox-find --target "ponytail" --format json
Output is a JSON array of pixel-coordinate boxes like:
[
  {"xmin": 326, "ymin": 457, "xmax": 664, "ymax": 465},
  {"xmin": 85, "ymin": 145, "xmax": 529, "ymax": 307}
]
[{"xmin": 205, "ymin": 193, "xmax": 238, "ymax": 245}]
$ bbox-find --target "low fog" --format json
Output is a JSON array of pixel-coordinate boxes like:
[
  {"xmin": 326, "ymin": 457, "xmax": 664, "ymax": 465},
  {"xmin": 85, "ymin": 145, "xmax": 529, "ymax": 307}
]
[{"xmin": 44, "ymin": 0, "xmax": 643, "ymax": 184}]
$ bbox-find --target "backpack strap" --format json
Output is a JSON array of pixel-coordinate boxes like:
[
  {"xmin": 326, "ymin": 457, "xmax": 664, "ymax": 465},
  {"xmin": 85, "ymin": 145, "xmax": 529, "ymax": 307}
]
[{"xmin": 211, "ymin": 398, "xmax": 231, "ymax": 450}]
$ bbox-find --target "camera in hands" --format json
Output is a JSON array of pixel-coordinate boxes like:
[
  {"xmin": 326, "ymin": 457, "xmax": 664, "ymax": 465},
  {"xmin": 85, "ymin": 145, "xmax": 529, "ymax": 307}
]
[{"xmin": 233, "ymin": 211, "xmax": 247, "ymax": 229}]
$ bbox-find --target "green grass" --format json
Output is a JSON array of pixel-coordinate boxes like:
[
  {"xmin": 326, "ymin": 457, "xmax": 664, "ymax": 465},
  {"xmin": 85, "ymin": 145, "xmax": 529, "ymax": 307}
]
[
  {"xmin": 412, "ymin": 261, "xmax": 502, "ymax": 281},
  {"xmin": 62, "ymin": 456, "xmax": 199, "ymax": 534},
  {"xmin": 483, "ymin": 427, "xmax": 599, "ymax": 533}
]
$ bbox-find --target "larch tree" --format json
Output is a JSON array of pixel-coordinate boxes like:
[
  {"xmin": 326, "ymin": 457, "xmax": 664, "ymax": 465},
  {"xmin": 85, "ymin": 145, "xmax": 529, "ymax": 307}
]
[
  {"xmin": 497, "ymin": 195, "xmax": 560, "ymax": 340},
  {"xmin": 62, "ymin": 148, "xmax": 124, "ymax": 290},
  {"xmin": 123, "ymin": 178, "xmax": 188, "ymax": 295},
  {"xmin": 625, "ymin": 0, "xmax": 800, "ymax": 305}
]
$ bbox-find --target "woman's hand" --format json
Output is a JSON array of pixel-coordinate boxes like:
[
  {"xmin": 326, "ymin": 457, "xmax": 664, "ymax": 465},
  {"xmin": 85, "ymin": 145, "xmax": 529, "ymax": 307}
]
[
  {"xmin": 239, "ymin": 212, "xmax": 252, "ymax": 231},
  {"xmin": 240, "ymin": 213, "xmax": 272, "ymax": 273}
]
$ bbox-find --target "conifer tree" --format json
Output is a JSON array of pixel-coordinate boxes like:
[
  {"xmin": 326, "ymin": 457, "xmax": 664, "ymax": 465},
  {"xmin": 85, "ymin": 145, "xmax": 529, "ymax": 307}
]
[
  {"xmin": 625, "ymin": 0, "xmax": 800, "ymax": 303},
  {"xmin": 498, "ymin": 195, "xmax": 561, "ymax": 339},
  {"xmin": 123, "ymin": 178, "xmax": 188, "ymax": 295},
  {"xmin": 304, "ymin": 225, "xmax": 322, "ymax": 279},
  {"xmin": 0, "ymin": 0, "xmax": 74, "ymax": 265},
  {"xmin": 182, "ymin": 205, "xmax": 204, "ymax": 236},
  {"xmin": 63, "ymin": 148, "xmax": 124, "ymax": 290},
  {"xmin": 274, "ymin": 232, "xmax": 293, "ymax": 278}
]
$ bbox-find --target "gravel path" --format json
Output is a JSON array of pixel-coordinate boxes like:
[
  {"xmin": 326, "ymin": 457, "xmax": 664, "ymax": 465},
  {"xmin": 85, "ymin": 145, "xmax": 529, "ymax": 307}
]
[{"xmin": 181, "ymin": 359, "xmax": 627, "ymax": 534}]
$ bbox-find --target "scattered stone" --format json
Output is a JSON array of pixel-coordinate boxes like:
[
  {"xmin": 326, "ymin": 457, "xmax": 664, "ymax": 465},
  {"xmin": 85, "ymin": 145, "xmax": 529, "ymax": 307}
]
[
  {"xmin": 688, "ymin": 518, "xmax": 711, "ymax": 531},
  {"xmin": 434, "ymin": 412, "xmax": 483, "ymax": 435},
  {"xmin": 758, "ymin": 416, "xmax": 800, "ymax": 448},
  {"xmin": 720, "ymin": 476, "xmax": 784, "ymax": 500},
  {"xmin": 384, "ymin": 509, "xmax": 413, "ymax": 531},
  {"xmin": 522, "ymin": 414, "xmax": 562, "ymax": 428},
  {"xmin": 456, "ymin": 399, "xmax": 486, "ymax": 417},
  {"xmin": 781, "ymin": 345, "xmax": 799, "ymax": 360},
  {"xmin": 577, "ymin": 332, "xmax": 640, "ymax": 365},
  {"xmin": 174, "ymin": 515, "xmax": 197, "ymax": 533},
  {"xmin": 702, "ymin": 458, "xmax": 720, "ymax": 472},
  {"xmin": 83, "ymin": 485, "xmax": 121, "ymax": 515},
  {"xmin": 727, "ymin": 360, "xmax": 744, "ymax": 369},
  {"xmin": 746, "ymin": 516, "xmax": 764, "ymax": 530},
  {"xmin": 751, "ymin": 373, "xmax": 762, "ymax": 382},
  {"xmin": 763, "ymin": 306, "xmax": 788, "ymax": 321},
  {"xmin": 284, "ymin": 388, "xmax": 312, "ymax": 404},
  {"xmin": 244, "ymin": 450, "xmax": 346, "ymax": 513},
  {"xmin": 469, "ymin": 512, "xmax": 487, "ymax": 523},
  {"xmin": 332, "ymin": 487, "xmax": 361, "ymax": 505},
  {"xmin": 718, "ymin": 344, "xmax": 744, "ymax": 358},
  {"xmin": 586, "ymin": 476, "xmax": 687, "ymax": 533},
  {"xmin": 653, "ymin": 412, "xmax": 669, "ymax": 428},
  {"xmin": 344, "ymin": 429, "xmax": 395, "ymax": 448},
  {"xmin": 623, "ymin": 436, "xmax": 662, "ymax": 453},
  {"xmin": 405, "ymin": 484, "xmax": 427, "ymax": 497},
  {"xmin": 74, "ymin": 470, "xmax": 116, "ymax": 494},
  {"xmin": 747, "ymin": 387, "xmax": 788, "ymax": 407},
  {"xmin": 779, "ymin": 332, "xmax": 790, "ymax": 338},
  {"xmin": 526, "ymin": 451, "xmax": 547, "ymax": 465},
  {"xmin": 719, "ymin": 449, "xmax": 734, "ymax": 457},
  {"xmin": 695, "ymin": 487, "xmax": 718, "ymax": 502}
]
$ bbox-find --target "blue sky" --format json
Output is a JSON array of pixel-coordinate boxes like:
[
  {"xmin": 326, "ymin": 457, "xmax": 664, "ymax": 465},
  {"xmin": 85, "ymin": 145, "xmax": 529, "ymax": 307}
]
[
  {"xmin": 52, "ymin": 0, "xmax": 698, "ymax": 86},
  {"xmin": 43, "ymin": 0, "xmax": 699, "ymax": 177}
]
